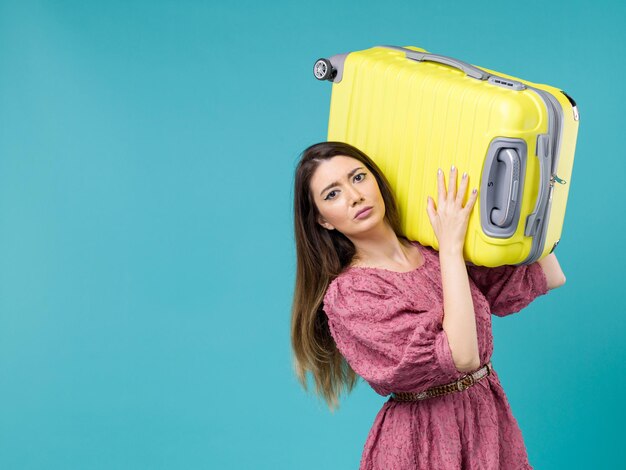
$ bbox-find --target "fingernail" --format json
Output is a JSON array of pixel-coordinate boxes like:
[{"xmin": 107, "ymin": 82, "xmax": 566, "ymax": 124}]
[
  {"xmin": 462, "ymin": 172, "xmax": 467, "ymax": 179},
  {"xmin": 472, "ymin": 188, "xmax": 477, "ymax": 194},
  {"xmin": 438, "ymin": 168, "xmax": 442, "ymax": 175},
  {"xmin": 451, "ymin": 165, "xmax": 455, "ymax": 171}
]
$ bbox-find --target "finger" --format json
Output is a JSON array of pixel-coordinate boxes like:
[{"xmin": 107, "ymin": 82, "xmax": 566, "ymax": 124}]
[
  {"xmin": 464, "ymin": 187, "xmax": 479, "ymax": 210},
  {"xmin": 456, "ymin": 171, "xmax": 469, "ymax": 206},
  {"xmin": 427, "ymin": 196, "xmax": 441, "ymax": 237},
  {"xmin": 426, "ymin": 196, "xmax": 436, "ymax": 223},
  {"xmin": 447, "ymin": 166, "xmax": 457, "ymax": 203},
  {"xmin": 437, "ymin": 168, "xmax": 447, "ymax": 206},
  {"xmin": 427, "ymin": 195, "xmax": 437, "ymax": 213}
]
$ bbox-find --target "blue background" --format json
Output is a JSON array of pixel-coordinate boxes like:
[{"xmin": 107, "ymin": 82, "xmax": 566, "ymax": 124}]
[{"xmin": 0, "ymin": 0, "xmax": 624, "ymax": 468}]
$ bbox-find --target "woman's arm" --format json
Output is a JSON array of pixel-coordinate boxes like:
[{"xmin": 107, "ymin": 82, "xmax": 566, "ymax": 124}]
[
  {"xmin": 536, "ymin": 253, "xmax": 566, "ymax": 290},
  {"xmin": 426, "ymin": 165, "xmax": 481, "ymax": 374},
  {"xmin": 440, "ymin": 248, "xmax": 481, "ymax": 373}
]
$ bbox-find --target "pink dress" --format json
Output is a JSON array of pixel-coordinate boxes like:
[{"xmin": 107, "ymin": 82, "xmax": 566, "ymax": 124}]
[{"xmin": 322, "ymin": 240, "xmax": 549, "ymax": 470}]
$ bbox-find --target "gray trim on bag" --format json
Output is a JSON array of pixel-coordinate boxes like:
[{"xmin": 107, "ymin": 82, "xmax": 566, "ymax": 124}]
[{"xmin": 513, "ymin": 86, "xmax": 564, "ymax": 265}]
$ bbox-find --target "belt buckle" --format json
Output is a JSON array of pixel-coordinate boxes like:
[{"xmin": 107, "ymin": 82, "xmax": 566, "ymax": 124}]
[{"xmin": 457, "ymin": 373, "xmax": 474, "ymax": 391}]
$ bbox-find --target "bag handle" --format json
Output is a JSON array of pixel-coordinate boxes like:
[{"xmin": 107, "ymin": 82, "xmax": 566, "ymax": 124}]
[{"xmin": 378, "ymin": 45, "xmax": 490, "ymax": 80}]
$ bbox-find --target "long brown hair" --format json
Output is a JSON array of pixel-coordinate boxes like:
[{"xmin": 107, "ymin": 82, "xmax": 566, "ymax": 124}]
[{"xmin": 290, "ymin": 141, "xmax": 403, "ymax": 412}]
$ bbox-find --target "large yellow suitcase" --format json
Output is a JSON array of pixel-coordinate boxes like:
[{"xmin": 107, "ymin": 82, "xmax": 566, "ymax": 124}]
[{"xmin": 313, "ymin": 45, "xmax": 579, "ymax": 267}]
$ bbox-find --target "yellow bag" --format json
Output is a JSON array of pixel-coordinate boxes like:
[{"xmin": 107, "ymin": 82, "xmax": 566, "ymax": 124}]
[{"xmin": 314, "ymin": 45, "xmax": 579, "ymax": 266}]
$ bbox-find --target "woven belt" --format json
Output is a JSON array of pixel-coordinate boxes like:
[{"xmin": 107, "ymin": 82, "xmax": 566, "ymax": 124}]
[{"xmin": 390, "ymin": 361, "xmax": 493, "ymax": 402}]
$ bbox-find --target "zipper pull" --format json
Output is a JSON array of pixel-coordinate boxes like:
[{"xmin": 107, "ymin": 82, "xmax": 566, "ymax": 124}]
[{"xmin": 550, "ymin": 174, "xmax": 567, "ymax": 185}]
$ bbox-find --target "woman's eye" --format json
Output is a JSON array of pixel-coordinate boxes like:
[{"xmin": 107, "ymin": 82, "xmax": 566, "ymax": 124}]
[
  {"xmin": 324, "ymin": 190, "xmax": 337, "ymax": 200},
  {"xmin": 354, "ymin": 172, "xmax": 366, "ymax": 182}
]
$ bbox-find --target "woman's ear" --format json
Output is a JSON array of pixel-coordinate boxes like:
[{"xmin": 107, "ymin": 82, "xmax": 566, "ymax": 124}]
[{"xmin": 317, "ymin": 216, "xmax": 335, "ymax": 231}]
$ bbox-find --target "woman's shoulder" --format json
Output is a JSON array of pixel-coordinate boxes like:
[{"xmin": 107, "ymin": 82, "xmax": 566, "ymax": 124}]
[{"xmin": 324, "ymin": 266, "xmax": 402, "ymax": 305}]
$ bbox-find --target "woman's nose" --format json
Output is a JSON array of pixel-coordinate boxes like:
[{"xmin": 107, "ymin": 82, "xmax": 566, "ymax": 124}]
[{"xmin": 348, "ymin": 189, "xmax": 364, "ymax": 204}]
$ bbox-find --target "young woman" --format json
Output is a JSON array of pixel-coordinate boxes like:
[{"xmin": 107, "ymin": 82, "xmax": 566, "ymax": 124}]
[{"xmin": 290, "ymin": 141, "xmax": 565, "ymax": 469}]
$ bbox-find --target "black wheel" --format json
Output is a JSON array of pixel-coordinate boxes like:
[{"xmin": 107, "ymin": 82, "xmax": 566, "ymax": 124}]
[{"xmin": 313, "ymin": 58, "xmax": 334, "ymax": 81}]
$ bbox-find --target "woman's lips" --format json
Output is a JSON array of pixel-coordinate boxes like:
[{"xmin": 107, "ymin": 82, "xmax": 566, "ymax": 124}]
[{"xmin": 355, "ymin": 207, "xmax": 373, "ymax": 219}]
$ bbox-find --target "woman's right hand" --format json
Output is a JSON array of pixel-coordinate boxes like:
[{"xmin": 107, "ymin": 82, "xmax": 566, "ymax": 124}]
[{"xmin": 425, "ymin": 165, "xmax": 478, "ymax": 255}]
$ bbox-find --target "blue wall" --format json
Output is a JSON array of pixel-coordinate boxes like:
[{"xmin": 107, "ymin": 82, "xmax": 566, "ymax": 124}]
[{"xmin": 0, "ymin": 0, "xmax": 624, "ymax": 468}]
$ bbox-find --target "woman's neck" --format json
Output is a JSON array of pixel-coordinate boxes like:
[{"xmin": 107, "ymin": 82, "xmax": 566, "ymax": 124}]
[{"xmin": 349, "ymin": 223, "xmax": 412, "ymax": 268}]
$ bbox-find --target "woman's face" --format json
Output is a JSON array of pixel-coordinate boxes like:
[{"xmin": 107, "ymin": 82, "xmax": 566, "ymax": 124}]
[{"xmin": 309, "ymin": 155, "xmax": 386, "ymax": 238}]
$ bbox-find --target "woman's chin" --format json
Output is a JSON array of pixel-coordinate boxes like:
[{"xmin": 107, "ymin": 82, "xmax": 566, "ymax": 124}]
[{"xmin": 351, "ymin": 216, "xmax": 385, "ymax": 234}]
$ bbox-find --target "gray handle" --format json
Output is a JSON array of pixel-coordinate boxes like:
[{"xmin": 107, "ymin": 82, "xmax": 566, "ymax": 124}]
[
  {"xmin": 379, "ymin": 45, "xmax": 490, "ymax": 80},
  {"xmin": 490, "ymin": 149, "xmax": 520, "ymax": 227},
  {"xmin": 524, "ymin": 135, "xmax": 551, "ymax": 237}
]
